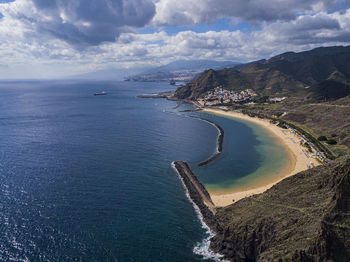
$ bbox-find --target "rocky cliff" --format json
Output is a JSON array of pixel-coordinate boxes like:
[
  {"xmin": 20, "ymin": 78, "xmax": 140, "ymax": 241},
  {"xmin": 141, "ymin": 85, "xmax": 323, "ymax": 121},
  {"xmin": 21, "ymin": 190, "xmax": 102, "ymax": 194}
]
[{"xmin": 210, "ymin": 157, "xmax": 350, "ymax": 261}]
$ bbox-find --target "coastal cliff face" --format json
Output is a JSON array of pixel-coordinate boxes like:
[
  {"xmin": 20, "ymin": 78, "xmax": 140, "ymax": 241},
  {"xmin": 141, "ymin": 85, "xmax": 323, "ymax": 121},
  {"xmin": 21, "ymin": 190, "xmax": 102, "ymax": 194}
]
[{"xmin": 210, "ymin": 157, "xmax": 350, "ymax": 261}]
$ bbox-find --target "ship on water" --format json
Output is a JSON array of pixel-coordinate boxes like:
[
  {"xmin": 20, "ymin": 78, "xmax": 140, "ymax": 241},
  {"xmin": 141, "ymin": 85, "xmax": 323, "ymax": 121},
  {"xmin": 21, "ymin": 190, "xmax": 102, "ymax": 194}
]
[
  {"xmin": 169, "ymin": 79, "xmax": 176, "ymax": 85},
  {"xmin": 94, "ymin": 91, "xmax": 107, "ymax": 96}
]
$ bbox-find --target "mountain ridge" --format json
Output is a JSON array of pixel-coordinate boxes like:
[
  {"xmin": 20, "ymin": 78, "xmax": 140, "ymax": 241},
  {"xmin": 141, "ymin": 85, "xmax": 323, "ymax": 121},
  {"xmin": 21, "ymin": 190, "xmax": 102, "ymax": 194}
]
[{"xmin": 175, "ymin": 45, "xmax": 350, "ymax": 101}]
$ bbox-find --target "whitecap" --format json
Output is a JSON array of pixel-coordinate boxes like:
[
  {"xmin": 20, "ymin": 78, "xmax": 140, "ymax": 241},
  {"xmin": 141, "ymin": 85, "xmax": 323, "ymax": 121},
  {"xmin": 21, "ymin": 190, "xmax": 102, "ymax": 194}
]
[{"xmin": 171, "ymin": 162, "xmax": 229, "ymax": 262}]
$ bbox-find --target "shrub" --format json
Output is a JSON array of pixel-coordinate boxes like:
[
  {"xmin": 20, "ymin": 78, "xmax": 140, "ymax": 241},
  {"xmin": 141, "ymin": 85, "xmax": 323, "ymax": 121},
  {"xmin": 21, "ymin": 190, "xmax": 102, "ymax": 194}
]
[
  {"xmin": 318, "ymin": 136, "xmax": 327, "ymax": 141},
  {"xmin": 275, "ymin": 112, "xmax": 283, "ymax": 117},
  {"xmin": 326, "ymin": 139, "xmax": 337, "ymax": 145},
  {"xmin": 277, "ymin": 122, "xmax": 288, "ymax": 129}
]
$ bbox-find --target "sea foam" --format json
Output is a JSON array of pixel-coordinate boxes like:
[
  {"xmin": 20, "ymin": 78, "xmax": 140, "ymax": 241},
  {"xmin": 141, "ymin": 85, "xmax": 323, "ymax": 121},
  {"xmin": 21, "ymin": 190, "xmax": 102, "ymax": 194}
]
[{"xmin": 171, "ymin": 162, "xmax": 229, "ymax": 262}]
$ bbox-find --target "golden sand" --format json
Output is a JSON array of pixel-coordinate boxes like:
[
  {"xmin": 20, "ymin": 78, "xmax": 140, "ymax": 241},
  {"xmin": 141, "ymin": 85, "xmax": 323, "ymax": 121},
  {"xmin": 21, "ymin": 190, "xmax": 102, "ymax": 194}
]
[{"xmin": 202, "ymin": 108, "xmax": 320, "ymax": 206}]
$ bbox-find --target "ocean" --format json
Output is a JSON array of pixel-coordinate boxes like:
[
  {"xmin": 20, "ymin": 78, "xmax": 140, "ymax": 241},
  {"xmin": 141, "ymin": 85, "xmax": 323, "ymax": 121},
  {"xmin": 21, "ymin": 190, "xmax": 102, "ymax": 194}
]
[{"xmin": 0, "ymin": 80, "xmax": 289, "ymax": 262}]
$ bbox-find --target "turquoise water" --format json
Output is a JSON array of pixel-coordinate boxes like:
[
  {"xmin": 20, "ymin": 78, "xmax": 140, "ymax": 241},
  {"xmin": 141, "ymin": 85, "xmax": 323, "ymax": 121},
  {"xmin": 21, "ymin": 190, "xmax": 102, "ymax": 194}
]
[
  {"xmin": 193, "ymin": 112, "xmax": 290, "ymax": 192},
  {"xmin": 0, "ymin": 80, "xmax": 289, "ymax": 261}
]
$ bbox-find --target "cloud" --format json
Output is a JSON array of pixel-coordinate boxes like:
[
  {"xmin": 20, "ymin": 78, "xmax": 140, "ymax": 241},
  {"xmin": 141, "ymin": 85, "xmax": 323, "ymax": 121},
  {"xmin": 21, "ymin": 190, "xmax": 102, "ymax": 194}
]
[
  {"xmin": 0, "ymin": 0, "xmax": 350, "ymax": 79},
  {"xmin": 152, "ymin": 0, "xmax": 347, "ymax": 26},
  {"xmin": 108, "ymin": 10, "xmax": 350, "ymax": 64},
  {"xmin": 258, "ymin": 11, "xmax": 350, "ymax": 45},
  {"xmin": 1, "ymin": 0, "xmax": 156, "ymax": 47}
]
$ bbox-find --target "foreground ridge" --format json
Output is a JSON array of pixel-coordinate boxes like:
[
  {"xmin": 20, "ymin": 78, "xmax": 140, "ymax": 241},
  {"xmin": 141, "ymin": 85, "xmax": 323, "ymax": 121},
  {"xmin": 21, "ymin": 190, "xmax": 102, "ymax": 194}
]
[
  {"xmin": 174, "ymin": 158, "xmax": 350, "ymax": 261},
  {"xmin": 211, "ymin": 157, "xmax": 350, "ymax": 261}
]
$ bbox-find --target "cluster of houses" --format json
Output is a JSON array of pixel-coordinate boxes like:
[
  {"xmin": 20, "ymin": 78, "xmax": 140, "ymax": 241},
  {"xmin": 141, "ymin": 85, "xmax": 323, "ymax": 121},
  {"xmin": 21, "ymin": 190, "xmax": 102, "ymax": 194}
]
[{"xmin": 197, "ymin": 87, "xmax": 258, "ymax": 106}]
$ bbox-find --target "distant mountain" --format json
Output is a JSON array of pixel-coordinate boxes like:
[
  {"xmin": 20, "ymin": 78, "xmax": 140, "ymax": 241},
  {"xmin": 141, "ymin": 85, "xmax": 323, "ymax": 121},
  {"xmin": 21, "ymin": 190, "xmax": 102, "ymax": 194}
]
[
  {"xmin": 175, "ymin": 45, "xmax": 350, "ymax": 101},
  {"xmin": 146, "ymin": 60, "xmax": 239, "ymax": 72},
  {"xmin": 125, "ymin": 60, "xmax": 239, "ymax": 82},
  {"xmin": 69, "ymin": 67, "xmax": 149, "ymax": 81}
]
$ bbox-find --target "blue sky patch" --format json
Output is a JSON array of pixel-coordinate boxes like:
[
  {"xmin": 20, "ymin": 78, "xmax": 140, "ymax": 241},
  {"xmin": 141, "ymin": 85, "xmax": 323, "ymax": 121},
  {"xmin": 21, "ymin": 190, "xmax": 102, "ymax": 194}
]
[{"xmin": 138, "ymin": 18, "xmax": 260, "ymax": 35}]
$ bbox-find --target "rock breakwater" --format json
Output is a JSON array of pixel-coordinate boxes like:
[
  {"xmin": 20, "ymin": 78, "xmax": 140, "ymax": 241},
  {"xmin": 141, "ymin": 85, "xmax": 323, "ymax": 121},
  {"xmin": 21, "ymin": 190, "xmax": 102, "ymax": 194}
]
[{"xmin": 173, "ymin": 161, "xmax": 220, "ymax": 231}]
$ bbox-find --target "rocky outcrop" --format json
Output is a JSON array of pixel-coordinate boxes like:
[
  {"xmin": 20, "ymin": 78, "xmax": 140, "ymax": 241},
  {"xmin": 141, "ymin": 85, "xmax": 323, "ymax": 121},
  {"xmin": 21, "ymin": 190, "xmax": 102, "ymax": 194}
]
[{"xmin": 210, "ymin": 157, "xmax": 350, "ymax": 261}]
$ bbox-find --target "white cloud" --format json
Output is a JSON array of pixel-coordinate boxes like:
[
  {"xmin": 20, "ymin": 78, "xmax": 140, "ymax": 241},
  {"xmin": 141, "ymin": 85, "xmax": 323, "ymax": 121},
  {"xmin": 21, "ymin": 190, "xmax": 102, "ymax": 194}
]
[
  {"xmin": 1, "ymin": 0, "xmax": 156, "ymax": 47},
  {"xmin": 152, "ymin": 0, "xmax": 345, "ymax": 26},
  {"xmin": 0, "ymin": 0, "xmax": 349, "ymax": 78}
]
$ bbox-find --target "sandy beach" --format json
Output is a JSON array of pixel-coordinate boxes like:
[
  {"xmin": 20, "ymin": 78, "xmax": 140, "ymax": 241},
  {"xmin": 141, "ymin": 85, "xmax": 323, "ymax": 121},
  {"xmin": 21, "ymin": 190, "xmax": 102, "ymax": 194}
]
[{"xmin": 202, "ymin": 108, "xmax": 321, "ymax": 206}]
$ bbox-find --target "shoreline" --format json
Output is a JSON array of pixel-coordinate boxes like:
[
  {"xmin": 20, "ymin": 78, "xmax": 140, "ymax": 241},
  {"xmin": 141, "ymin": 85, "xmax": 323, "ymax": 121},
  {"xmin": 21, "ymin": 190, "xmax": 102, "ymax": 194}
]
[
  {"xmin": 171, "ymin": 161, "xmax": 228, "ymax": 262},
  {"xmin": 201, "ymin": 108, "xmax": 320, "ymax": 206}
]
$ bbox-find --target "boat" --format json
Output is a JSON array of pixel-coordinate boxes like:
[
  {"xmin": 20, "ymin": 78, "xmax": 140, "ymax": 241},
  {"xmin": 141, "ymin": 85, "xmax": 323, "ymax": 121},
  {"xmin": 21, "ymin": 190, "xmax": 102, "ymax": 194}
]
[
  {"xmin": 94, "ymin": 91, "xmax": 107, "ymax": 96},
  {"xmin": 169, "ymin": 79, "xmax": 176, "ymax": 85}
]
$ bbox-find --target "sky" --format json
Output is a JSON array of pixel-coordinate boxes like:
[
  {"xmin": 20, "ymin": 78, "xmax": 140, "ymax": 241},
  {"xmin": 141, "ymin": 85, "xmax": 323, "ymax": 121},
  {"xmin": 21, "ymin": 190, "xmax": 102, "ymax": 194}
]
[{"xmin": 0, "ymin": 0, "xmax": 349, "ymax": 79}]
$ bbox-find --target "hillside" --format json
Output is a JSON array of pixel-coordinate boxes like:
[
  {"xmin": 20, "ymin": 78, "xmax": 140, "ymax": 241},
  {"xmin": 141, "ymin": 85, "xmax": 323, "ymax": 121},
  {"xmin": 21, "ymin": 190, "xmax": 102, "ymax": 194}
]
[
  {"xmin": 235, "ymin": 96, "xmax": 350, "ymax": 154},
  {"xmin": 175, "ymin": 45, "xmax": 350, "ymax": 100},
  {"xmin": 306, "ymin": 80, "xmax": 350, "ymax": 102},
  {"xmin": 210, "ymin": 156, "xmax": 350, "ymax": 261},
  {"xmin": 262, "ymin": 47, "xmax": 350, "ymax": 86},
  {"xmin": 175, "ymin": 69, "xmax": 251, "ymax": 99}
]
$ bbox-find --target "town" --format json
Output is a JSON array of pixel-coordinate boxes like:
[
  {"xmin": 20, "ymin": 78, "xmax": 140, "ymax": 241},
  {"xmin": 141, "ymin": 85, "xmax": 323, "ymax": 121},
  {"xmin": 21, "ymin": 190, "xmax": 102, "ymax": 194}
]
[{"xmin": 197, "ymin": 87, "xmax": 258, "ymax": 106}]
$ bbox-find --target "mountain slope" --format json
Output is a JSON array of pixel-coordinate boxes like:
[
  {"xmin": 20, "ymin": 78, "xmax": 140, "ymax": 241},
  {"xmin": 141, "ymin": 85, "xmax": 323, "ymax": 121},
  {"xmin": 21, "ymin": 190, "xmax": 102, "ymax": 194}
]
[
  {"xmin": 263, "ymin": 47, "xmax": 350, "ymax": 85},
  {"xmin": 175, "ymin": 45, "xmax": 350, "ymax": 100},
  {"xmin": 306, "ymin": 80, "xmax": 350, "ymax": 102},
  {"xmin": 175, "ymin": 69, "xmax": 252, "ymax": 99},
  {"xmin": 211, "ymin": 156, "xmax": 350, "ymax": 261},
  {"xmin": 175, "ymin": 64, "xmax": 305, "ymax": 99}
]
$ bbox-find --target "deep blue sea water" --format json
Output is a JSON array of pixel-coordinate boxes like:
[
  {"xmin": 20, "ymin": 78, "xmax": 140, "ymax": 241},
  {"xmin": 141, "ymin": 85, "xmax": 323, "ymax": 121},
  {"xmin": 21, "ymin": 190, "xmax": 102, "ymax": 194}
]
[{"xmin": 0, "ymin": 80, "xmax": 288, "ymax": 262}]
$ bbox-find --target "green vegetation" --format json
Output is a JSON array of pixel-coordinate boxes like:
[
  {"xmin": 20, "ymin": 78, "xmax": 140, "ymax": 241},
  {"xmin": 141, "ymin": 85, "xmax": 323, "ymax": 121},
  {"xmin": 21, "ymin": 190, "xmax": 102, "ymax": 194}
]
[
  {"xmin": 318, "ymin": 136, "xmax": 327, "ymax": 141},
  {"xmin": 327, "ymin": 139, "xmax": 338, "ymax": 145},
  {"xmin": 279, "ymin": 119, "xmax": 335, "ymax": 160},
  {"xmin": 254, "ymin": 96, "xmax": 269, "ymax": 104},
  {"xmin": 277, "ymin": 121, "xmax": 288, "ymax": 129},
  {"xmin": 303, "ymin": 142, "xmax": 313, "ymax": 153},
  {"xmin": 318, "ymin": 135, "xmax": 338, "ymax": 146},
  {"xmin": 307, "ymin": 80, "xmax": 350, "ymax": 102}
]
